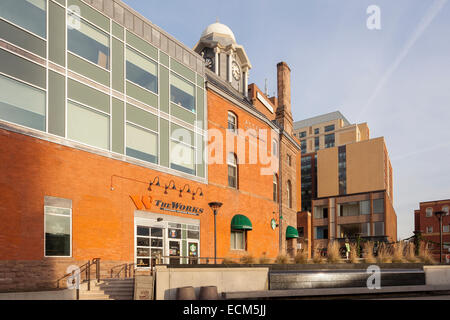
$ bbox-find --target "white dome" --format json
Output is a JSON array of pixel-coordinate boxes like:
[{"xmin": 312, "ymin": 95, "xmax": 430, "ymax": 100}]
[{"xmin": 201, "ymin": 22, "xmax": 236, "ymax": 42}]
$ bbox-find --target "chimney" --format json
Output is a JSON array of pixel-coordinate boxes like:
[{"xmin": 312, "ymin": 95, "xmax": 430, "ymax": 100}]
[{"xmin": 276, "ymin": 62, "xmax": 293, "ymax": 135}]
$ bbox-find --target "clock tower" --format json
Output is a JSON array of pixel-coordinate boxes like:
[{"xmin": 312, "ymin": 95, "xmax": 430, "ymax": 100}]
[{"xmin": 194, "ymin": 21, "xmax": 252, "ymax": 97}]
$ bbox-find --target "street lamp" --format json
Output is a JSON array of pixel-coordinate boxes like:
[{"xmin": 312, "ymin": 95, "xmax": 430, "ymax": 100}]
[
  {"xmin": 434, "ymin": 211, "xmax": 445, "ymax": 264},
  {"xmin": 208, "ymin": 202, "xmax": 223, "ymax": 264}
]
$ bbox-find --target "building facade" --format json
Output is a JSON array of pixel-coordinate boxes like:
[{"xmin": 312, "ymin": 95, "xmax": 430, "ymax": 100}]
[
  {"xmin": 294, "ymin": 112, "xmax": 397, "ymax": 252},
  {"xmin": 414, "ymin": 200, "xmax": 450, "ymax": 261},
  {"xmin": 0, "ymin": 0, "xmax": 301, "ymax": 291}
]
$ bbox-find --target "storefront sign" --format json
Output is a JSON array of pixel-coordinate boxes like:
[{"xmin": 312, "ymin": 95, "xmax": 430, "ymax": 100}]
[{"xmin": 130, "ymin": 195, "xmax": 204, "ymax": 216}]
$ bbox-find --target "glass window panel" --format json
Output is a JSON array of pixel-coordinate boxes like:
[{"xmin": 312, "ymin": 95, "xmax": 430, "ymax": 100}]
[
  {"xmin": 170, "ymin": 140, "xmax": 195, "ymax": 175},
  {"xmin": 126, "ymin": 47, "xmax": 158, "ymax": 94},
  {"xmin": 136, "ymin": 226, "xmax": 149, "ymax": 236},
  {"xmin": 325, "ymin": 133, "xmax": 335, "ymax": 148},
  {"xmin": 136, "ymin": 247, "xmax": 150, "ymax": 257},
  {"xmin": 44, "ymin": 206, "xmax": 70, "ymax": 216},
  {"xmin": 426, "ymin": 208, "xmax": 433, "ymax": 217},
  {"xmin": 374, "ymin": 222, "xmax": 384, "ymax": 236},
  {"xmin": 443, "ymin": 225, "xmax": 449, "ymax": 233},
  {"xmin": 171, "ymin": 73, "xmax": 195, "ymax": 112},
  {"xmin": 151, "ymin": 238, "xmax": 163, "ymax": 247},
  {"xmin": 168, "ymin": 228, "xmax": 181, "ymax": 239},
  {"xmin": 68, "ymin": 16, "xmax": 110, "ymax": 69},
  {"xmin": 45, "ymin": 213, "xmax": 70, "ymax": 256},
  {"xmin": 136, "ymin": 237, "xmax": 149, "ymax": 247},
  {"xmin": 339, "ymin": 202, "xmax": 359, "ymax": 216},
  {"xmin": 136, "ymin": 258, "xmax": 150, "ymax": 267},
  {"xmin": 0, "ymin": 75, "xmax": 45, "ymax": 131},
  {"xmin": 126, "ymin": 123, "xmax": 158, "ymax": 164},
  {"xmin": 151, "ymin": 228, "xmax": 163, "ymax": 237},
  {"xmin": 187, "ymin": 230, "xmax": 199, "ymax": 239},
  {"xmin": 360, "ymin": 200, "xmax": 370, "ymax": 215},
  {"xmin": 67, "ymin": 101, "xmax": 110, "ymax": 150},
  {"xmin": 0, "ymin": 0, "xmax": 46, "ymax": 38},
  {"xmin": 373, "ymin": 199, "xmax": 384, "ymax": 214},
  {"xmin": 325, "ymin": 124, "xmax": 335, "ymax": 132}
]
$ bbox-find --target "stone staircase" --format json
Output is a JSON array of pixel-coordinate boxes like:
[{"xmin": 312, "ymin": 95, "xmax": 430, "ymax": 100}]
[{"xmin": 78, "ymin": 278, "xmax": 135, "ymax": 300}]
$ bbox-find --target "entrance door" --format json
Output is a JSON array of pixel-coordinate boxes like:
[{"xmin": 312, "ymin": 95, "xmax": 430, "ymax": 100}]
[{"xmin": 169, "ymin": 240, "xmax": 181, "ymax": 264}]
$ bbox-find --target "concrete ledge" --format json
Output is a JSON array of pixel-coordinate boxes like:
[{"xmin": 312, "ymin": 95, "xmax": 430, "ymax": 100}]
[
  {"xmin": 224, "ymin": 285, "xmax": 450, "ymax": 300},
  {"xmin": 0, "ymin": 289, "xmax": 76, "ymax": 300},
  {"xmin": 424, "ymin": 266, "xmax": 450, "ymax": 285},
  {"xmin": 155, "ymin": 266, "xmax": 269, "ymax": 300}
]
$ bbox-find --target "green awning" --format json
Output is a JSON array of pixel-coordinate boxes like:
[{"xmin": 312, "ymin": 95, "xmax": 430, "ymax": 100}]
[
  {"xmin": 231, "ymin": 214, "xmax": 253, "ymax": 230},
  {"xmin": 286, "ymin": 226, "xmax": 299, "ymax": 239}
]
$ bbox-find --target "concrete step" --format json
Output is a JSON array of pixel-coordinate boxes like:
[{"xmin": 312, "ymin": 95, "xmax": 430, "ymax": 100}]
[{"xmin": 79, "ymin": 292, "xmax": 134, "ymax": 300}]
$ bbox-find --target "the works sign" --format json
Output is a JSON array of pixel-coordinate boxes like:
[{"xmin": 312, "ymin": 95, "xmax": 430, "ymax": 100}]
[{"xmin": 130, "ymin": 195, "xmax": 204, "ymax": 216}]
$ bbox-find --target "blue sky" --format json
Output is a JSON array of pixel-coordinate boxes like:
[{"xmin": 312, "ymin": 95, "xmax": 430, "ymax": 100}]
[{"xmin": 123, "ymin": 0, "xmax": 450, "ymax": 240}]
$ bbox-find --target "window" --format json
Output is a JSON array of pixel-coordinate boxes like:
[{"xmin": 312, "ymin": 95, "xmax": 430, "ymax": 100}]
[
  {"xmin": 67, "ymin": 15, "xmax": 110, "ymax": 69},
  {"xmin": 442, "ymin": 206, "xmax": 449, "ymax": 216},
  {"xmin": 287, "ymin": 180, "xmax": 292, "ymax": 209},
  {"xmin": 273, "ymin": 174, "xmax": 278, "ymax": 202},
  {"xmin": 227, "ymin": 153, "xmax": 237, "ymax": 188},
  {"xmin": 301, "ymin": 140, "xmax": 306, "ymax": 154},
  {"xmin": 287, "ymin": 154, "xmax": 292, "ymax": 166},
  {"xmin": 171, "ymin": 73, "xmax": 195, "ymax": 112},
  {"xmin": 339, "ymin": 202, "xmax": 359, "ymax": 217},
  {"xmin": 272, "ymin": 139, "xmax": 278, "ymax": 157},
  {"xmin": 324, "ymin": 133, "xmax": 335, "ymax": 148},
  {"xmin": 443, "ymin": 225, "xmax": 450, "ymax": 233},
  {"xmin": 67, "ymin": 100, "xmax": 110, "ymax": 150},
  {"xmin": 314, "ymin": 128, "xmax": 319, "ymax": 135},
  {"xmin": 373, "ymin": 222, "xmax": 384, "ymax": 236},
  {"xmin": 338, "ymin": 223, "xmax": 370, "ymax": 238},
  {"xmin": 45, "ymin": 206, "xmax": 71, "ymax": 257},
  {"xmin": 426, "ymin": 226, "xmax": 433, "ymax": 234},
  {"xmin": 314, "ymin": 136, "xmax": 320, "ymax": 151},
  {"xmin": 314, "ymin": 206, "xmax": 328, "ymax": 219},
  {"xmin": 360, "ymin": 200, "xmax": 370, "ymax": 215},
  {"xmin": 170, "ymin": 140, "xmax": 195, "ymax": 175},
  {"xmin": 426, "ymin": 208, "xmax": 433, "ymax": 217},
  {"xmin": 324, "ymin": 124, "xmax": 335, "ymax": 132},
  {"xmin": 298, "ymin": 131, "xmax": 307, "ymax": 138},
  {"xmin": 297, "ymin": 227, "xmax": 304, "ymax": 238},
  {"xmin": 373, "ymin": 199, "xmax": 384, "ymax": 214},
  {"xmin": 0, "ymin": 74, "xmax": 46, "ymax": 131},
  {"xmin": 314, "ymin": 226, "xmax": 328, "ymax": 239},
  {"xmin": 126, "ymin": 123, "xmax": 158, "ymax": 164},
  {"xmin": 1, "ymin": 0, "xmax": 46, "ymax": 38},
  {"xmin": 126, "ymin": 47, "xmax": 158, "ymax": 94},
  {"xmin": 227, "ymin": 112, "xmax": 237, "ymax": 133},
  {"xmin": 338, "ymin": 146, "xmax": 346, "ymax": 195},
  {"xmin": 230, "ymin": 230, "xmax": 246, "ymax": 250},
  {"xmin": 136, "ymin": 226, "xmax": 163, "ymax": 268}
]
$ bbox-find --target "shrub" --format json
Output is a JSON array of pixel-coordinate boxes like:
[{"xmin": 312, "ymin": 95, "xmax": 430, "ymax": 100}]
[
  {"xmin": 275, "ymin": 254, "xmax": 290, "ymax": 264},
  {"xmin": 258, "ymin": 252, "xmax": 271, "ymax": 264},
  {"xmin": 376, "ymin": 243, "xmax": 392, "ymax": 264},
  {"xmin": 392, "ymin": 242, "xmax": 406, "ymax": 263},
  {"xmin": 239, "ymin": 253, "xmax": 255, "ymax": 264},
  {"xmin": 363, "ymin": 241, "xmax": 376, "ymax": 264},
  {"xmin": 312, "ymin": 244, "xmax": 325, "ymax": 264},
  {"xmin": 405, "ymin": 242, "xmax": 419, "ymax": 263},
  {"xmin": 221, "ymin": 257, "xmax": 235, "ymax": 265},
  {"xmin": 349, "ymin": 243, "xmax": 360, "ymax": 263},
  {"xmin": 327, "ymin": 241, "xmax": 342, "ymax": 263},
  {"xmin": 418, "ymin": 242, "xmax": 436, "ymax": 265},
  {"xmin": 294, "ymin": 250, "xmax": 308, "ymax": 264}
]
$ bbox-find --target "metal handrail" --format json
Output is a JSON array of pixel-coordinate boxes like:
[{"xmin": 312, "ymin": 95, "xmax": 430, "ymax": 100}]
[
  {"xmin": 110, "ymin": 262, "xmax": 136, "ymax": 278},
  {"xmin": 56, "ymin": 258, "xmax": 101, "ymax": 294}
]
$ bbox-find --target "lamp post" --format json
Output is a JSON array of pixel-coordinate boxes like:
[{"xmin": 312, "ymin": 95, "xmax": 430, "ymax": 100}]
[
  {"xmin": 208, "ymin": 202, "xmax": 223, "ymax": 264},
  {"xmin": 434, "ymin": 211, "xmax": 445, "ymax": 264}
]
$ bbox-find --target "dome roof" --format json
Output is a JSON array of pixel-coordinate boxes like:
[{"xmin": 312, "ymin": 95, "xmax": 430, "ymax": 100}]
[{"xmin": 201, "ymin": 22, "xmax": 236, "ymax": 42}]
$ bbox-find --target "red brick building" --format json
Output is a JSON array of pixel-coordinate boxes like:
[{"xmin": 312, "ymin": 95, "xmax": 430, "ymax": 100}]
[{"xmin": 414, "ymin": 199, "xmax": 450, "ymax": 261}]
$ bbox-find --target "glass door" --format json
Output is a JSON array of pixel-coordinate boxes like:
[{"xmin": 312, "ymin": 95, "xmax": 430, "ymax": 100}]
[{"xmin": 168, "ymin": 226, "xmax": 181, "ymax": 264}]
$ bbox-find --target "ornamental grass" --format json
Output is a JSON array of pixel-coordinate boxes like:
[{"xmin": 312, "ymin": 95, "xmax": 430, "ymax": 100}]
[
  {"xmin": 405, "ymin": 242, "xmax": 420, "ymax": 263},
  {"xmin": 312, "ymin": 244, "xmax": 325, "ymax": 264},
  {"xmin": 239, "ymin": 253, "xmax": 256, "ymax": 264},
  {"xmin": 258, "ymin": 252, "xmax": 271, "ymax": 264},
  {"xmin": 275, "ymin": 254, "xmax": 290, "ymax": 264},
  {"xmin": 418, "ymin": 242, "xmax": 436, "ymax": 265},
  {"xmin": 363, "ymin": 241, "xmax": 376, "ymax": 264},
  {"xmin": 327, "ymin": 241, "xmax": 342, "ymax": 263},
  {"xmin": 294, "ymin": 250, "xmax": 309, "ymax": 264},
  {"xmin": 376, "ymin": 243, "xmax": 393, "ymax": 264},
  {"xmin": 392, "ymin": 242, "xmax": 406, "ymax": 263},
  {"xmin": 349, "ymin": 243, "xmax": 360, "ymax": 263}
]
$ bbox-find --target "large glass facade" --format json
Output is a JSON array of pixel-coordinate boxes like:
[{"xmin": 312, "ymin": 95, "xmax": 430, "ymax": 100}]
[
  {"xmin": 170, "ymin": 73, "xmax": 195, "ymax": 112},
  {"xmin": 170, "ymin": 140, "xmax": 195, "ymax": 175},
  {"xmin": 67, "ymin": 15, "xmax": 110, "ymax": 69},
  {"xmin": 126, "ymin": 123, "xmax": 158, "ymax": 164},
  {"xmin": 337, "ymin": 223, "xmax": 370, "ymax": 238},
  {"xmin": 0, "ymin": 75, "xmax": 46, "ymax": 131},
  {"xmin": 45, "ymin": 206, "xmax": 71, "ymax": 257},
  {"xmin": 126, "ymin": 47, "xmax": 158, "ymax": 94},
  {"xmin": 0, "ymin": 0, "xmax": 46, "ymax": 38},
  {"xmin": 67, "ymin": 101, "xmax": 110, "ymax": 150}
]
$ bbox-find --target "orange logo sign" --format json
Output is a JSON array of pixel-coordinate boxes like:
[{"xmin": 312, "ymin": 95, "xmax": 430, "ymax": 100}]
[{"xmin": 130, "ymin": 195, "xmax": 153, "ymax": 210}]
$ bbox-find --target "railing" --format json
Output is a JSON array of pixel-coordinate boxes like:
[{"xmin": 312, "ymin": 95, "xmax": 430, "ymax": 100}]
[
  {"xmin": 56, "ymin": 258, "xmax": 101, "ymax": 300},
  {"xmin": 110, "ymin": 263, "xmax": 135, "ymax": 278}
]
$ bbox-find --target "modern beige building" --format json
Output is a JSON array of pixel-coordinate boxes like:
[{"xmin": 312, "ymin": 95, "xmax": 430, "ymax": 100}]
[{"xmin": 294, "ymin": 112, "xmax": 397, "ymax": 254}]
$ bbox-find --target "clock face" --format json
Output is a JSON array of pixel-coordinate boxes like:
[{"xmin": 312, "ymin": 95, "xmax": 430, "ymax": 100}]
[
  {"xmin": 205, "ymin": 57, "xmax": 213, "ymax": 69},
  {"xmin": 232, "ymin": 61, "xmax": 241, "ymax": 81}
]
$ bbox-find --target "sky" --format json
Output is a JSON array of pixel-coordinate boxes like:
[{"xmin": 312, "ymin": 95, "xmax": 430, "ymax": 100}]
[{"xmin": 123, "ymin": 0, "xmax": 450, "ymax": 240}]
